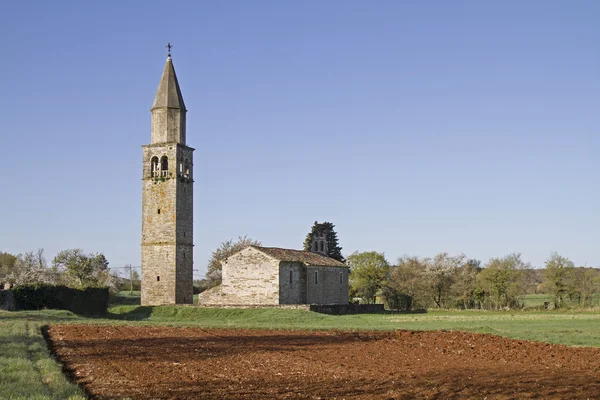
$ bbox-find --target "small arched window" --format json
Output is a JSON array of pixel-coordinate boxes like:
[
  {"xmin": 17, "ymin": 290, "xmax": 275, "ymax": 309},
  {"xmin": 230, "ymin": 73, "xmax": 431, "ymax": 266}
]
[
  {"xmin": 150, "ymin": 156, "xmax": 159, "ymax": 177},
  {"xmin": 160, "ymin": 156, "xmax": 168, "ymax": 177}
]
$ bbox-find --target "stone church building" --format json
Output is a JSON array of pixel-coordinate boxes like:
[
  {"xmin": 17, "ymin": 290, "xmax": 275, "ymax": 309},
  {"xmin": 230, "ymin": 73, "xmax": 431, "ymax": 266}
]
[{"xmin": 197, "ymin": 246, "xmax": 349, "ymax": 306}]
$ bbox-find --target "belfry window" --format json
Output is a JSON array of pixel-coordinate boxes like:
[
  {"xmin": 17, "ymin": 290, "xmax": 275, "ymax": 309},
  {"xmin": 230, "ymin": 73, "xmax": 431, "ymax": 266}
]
[
  {"xmin": 319, "ymin": 241, "xmax": 324, "ymax": 252},
  {"xmin": 313, "ymin": 242, "xmax": 318, "ymax": 251},
  {"xmin": 150, "ymin": 157, "xmax": 159, "ymax": 177},
  {"xmin": 160, "ymin": 156, "xmax": 169, "ymax": 177},
  {"xmin": 184, "ymin": 158, "xmax": 190, "ymax": 178}
]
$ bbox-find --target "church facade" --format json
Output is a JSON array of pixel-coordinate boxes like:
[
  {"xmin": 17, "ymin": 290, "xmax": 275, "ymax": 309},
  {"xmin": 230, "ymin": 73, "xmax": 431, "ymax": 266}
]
[
  {"xmin": 197, "ymin": 246, "xmax": 349, "ymax": 306},
  {"xmin": 141, "ymin": 54, "xmax": 194, "ymax": 305}
]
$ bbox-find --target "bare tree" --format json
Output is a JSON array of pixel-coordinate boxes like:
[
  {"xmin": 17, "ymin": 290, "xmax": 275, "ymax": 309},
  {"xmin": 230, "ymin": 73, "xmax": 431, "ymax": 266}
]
[
  {"xmin": 206, "ymin": 235, "xmax": 261, "ymax": 287},
  {"xmin": 10, "ymin": 250, "xmax": 53, "ymax": 285}
]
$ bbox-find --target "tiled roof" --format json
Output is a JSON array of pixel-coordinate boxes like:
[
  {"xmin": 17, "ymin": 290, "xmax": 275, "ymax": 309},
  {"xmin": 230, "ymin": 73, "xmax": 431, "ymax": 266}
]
[{"xmin": 250, "ymin": 246, "xmax": 347, "ymax": 267}]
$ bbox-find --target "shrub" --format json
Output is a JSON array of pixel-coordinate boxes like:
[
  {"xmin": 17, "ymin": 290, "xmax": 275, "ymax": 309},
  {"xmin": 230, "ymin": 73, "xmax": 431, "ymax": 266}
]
[{"xmin": 11, "ymin": 284, "xmax": 109, "ymax": 315}]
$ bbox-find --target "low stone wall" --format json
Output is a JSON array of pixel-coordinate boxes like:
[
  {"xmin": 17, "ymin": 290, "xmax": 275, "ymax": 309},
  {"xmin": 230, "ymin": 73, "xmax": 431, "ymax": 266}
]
[
  {"xmin": 194, "ymin": 302, "xmax": 384, "ymax": 313},
  {"xmin": 309, "ymin": 304, "xmax": 385, "ymax": 315},
  {"xmin": 196, "ymin": 303, "xmax": 310, "ymax": 310}
]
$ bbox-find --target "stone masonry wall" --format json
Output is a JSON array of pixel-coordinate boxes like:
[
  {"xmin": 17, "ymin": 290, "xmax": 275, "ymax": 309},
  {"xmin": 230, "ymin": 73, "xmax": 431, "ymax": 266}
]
[
  {"xmin": 278, "ymin": 262, "xmax": 307, "ymax": 304},
  {"xmin": 151, "ymin": 108, "xmax": 186, "ymax": 144},
  {"xmin": 141, "ymin": 244, "xmax": 176, "ymax": 305},
  {"xmin": 196, "ymin": 248, "xmax": 349, "ymax": 306},
  {"xmin": 141, "ymin": 142, "xmax": 193, "ymax": 305},
  {"xmin": 220, "ymin": 248, "xmax": 280, "ymax": 305},
  {"xmin": 306, "ymin": 266, "xmax": 349, "ymax": 305}
]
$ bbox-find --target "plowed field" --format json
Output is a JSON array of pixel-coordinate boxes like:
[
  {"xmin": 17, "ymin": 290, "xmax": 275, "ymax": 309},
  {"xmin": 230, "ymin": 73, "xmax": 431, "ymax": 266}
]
[{"xmin": 47, "ymin": 325, "xmax": 600, "ymax": 399}]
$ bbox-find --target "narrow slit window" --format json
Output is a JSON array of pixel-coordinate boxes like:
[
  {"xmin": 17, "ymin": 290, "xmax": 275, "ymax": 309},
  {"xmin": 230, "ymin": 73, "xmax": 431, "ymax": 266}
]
[
  {"xmin": 314, "ymin": 271, "xmax": 318, "ymax": 285},
  {"xmin": 289, "ymin": 270, "xmax": 293, "ymax": 284},
  {"xmin": 339, "ymin": 271, "xmax": 343, "ymax": 284},
  {"xmin": 156, "ymin": 276, "xmax": 160, "ymax": 282},
  {"xmin": 157, "ymin": 209, "xmax": 161, "ymax": 214}
]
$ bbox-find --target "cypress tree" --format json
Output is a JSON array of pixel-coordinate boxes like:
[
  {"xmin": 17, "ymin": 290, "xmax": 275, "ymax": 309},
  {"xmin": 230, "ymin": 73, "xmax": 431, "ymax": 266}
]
[{"xmin": 303, "ymin": 221, "xmax": 345, "ymax": 262}]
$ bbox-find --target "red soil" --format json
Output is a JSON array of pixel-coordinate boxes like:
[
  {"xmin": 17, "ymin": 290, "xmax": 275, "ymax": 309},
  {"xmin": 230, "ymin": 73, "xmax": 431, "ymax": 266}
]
[{"xmin": 47, "ymin": 325, "xmax": 600, "ymax": 399}]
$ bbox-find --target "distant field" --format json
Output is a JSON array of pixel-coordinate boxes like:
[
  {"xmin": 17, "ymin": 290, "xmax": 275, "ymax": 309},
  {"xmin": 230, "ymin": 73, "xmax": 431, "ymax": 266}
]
[
  {"xmin": 522, "ymin": 293, "xmax": 552, "ymax": 307},
  {"xmin": 105, "ymin": 305, "xmax": 600, "ymax": 347}
]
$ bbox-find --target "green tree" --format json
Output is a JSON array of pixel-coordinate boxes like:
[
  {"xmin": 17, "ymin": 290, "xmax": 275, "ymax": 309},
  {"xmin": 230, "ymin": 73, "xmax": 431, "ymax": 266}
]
[
  {"xmin": 452, "ymin": 258, "xmax": 481, "ymax": 309},
  {"xmin": 385, "ymin": 256, "xmax": 427, "ymax": 310},
  {"xmin": 303, "ymin": 221, "xmax": 345, "ymax": 262},
  {"xmin": 131, "ymin": 269, "xmax": 141, "ymax": 291},
  {"xmin": 477, "ymin": 253, "xmax": 529, "ymax": 309},
  {"xmin": 206, "ymin": 235, "xmax": 262, "ymax": 287},
  {"xmin": 425, "ymin": 253, "xmax": 465, "ymax": 308},
  {"xmin": 543, "ymin": 252, "xmax": 574, "ymax": 308},
  {"xmin": 53, "ymin": 249, "xmax": 111, "ymax": 288},
  {"xmin": 566, "ymin": 267, "xmax": 600, "ymax": 307},
  {"xmin": 0, "ymin": 251, "xmax": 17, "ymax": 281},
  {"xmin": 347, "ymin": 251, "xmax": 389, "ymax": 304}
]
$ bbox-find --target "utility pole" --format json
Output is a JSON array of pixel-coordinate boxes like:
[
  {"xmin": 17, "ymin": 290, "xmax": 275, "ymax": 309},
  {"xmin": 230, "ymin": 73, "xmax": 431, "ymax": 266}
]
[{"xmin": 124, "ymin": 264, "xmax": 133, "ymax": 293}]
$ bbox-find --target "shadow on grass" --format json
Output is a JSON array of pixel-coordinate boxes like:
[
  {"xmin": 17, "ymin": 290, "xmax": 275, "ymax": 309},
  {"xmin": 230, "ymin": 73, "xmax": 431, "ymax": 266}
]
[
  {"xmin": 41, "ymin": 325, "xmax": 93, "ymax": 400},
  {"xmin": 108, "ymin": 293, "xmax": 141, "ymax": 307},
  {"xmin": 105, "ymin": 306, "xmax": 154, "ymax": 321}
]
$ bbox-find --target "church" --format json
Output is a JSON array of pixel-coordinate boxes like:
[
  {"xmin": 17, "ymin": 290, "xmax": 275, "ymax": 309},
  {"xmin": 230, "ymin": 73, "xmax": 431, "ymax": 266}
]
[
  {"xmin": 140, "ymin": 50, "xmax": 348, "ymax": 306},
  {"xmin": 197, "ymin": 246, "xmax": 349, "ymax": 306}
]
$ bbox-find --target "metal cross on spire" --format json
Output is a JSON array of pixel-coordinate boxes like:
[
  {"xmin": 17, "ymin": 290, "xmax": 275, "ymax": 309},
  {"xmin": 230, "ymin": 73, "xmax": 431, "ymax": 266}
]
[{"xmin": 166, "ymin": 42, "xmax": 173, "ymax": 58}]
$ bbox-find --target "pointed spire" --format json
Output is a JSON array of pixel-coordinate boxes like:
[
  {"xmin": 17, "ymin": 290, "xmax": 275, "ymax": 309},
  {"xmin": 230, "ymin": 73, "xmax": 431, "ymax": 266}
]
[{"xmin": 151, "ymin": 56, "xmax": 186, "ymax": 111}]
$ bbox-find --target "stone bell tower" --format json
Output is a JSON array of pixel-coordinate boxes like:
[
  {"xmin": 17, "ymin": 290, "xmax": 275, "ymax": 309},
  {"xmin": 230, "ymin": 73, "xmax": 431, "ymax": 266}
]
[{"xmin": 141, "ymin": 48, "xmax": 194, "ymax": 305}]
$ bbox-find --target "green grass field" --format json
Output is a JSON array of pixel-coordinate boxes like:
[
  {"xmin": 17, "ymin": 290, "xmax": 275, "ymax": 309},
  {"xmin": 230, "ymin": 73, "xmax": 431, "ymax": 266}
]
[
  {"xmin": 0, "ymin": 310, "xmax": 85, "ymax": 400},
  {"xmin": 2, "ymin": 292, "xmax": 600, "ymax": 399}
]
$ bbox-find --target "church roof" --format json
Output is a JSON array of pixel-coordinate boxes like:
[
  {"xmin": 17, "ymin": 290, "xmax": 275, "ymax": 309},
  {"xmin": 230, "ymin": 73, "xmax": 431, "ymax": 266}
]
[
  {"xmin": 250, "ymin": 246, "xmax": 347, "ymax": 267},
  {"xmin": 151, "ymin": 56, "xmax": 186, "ymax": 111}
]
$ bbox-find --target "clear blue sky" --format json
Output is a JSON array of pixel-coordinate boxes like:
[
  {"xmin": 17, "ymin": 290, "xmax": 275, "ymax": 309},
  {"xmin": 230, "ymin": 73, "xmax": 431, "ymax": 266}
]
[{"xmin": 1, "ymin": 1, "xmax": 599, "ymax": 277}]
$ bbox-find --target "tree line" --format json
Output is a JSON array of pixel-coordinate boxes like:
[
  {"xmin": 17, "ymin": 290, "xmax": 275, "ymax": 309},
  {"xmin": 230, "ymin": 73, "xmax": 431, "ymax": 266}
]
[
  {"xmin": 200, "ymin": 224, "xmax": 600, "ymax": 310},
  {"xmin": 348, "ymin": 251, "xmax": 600, "ymax": 310},
  {"xmin": 0, "ymin": 249, "xmax": 117, "ymax": 290}
]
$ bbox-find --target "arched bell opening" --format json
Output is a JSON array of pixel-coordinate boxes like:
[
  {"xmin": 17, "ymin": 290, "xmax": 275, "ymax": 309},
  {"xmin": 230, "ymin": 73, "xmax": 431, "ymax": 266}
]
[
  {"xmin": 150, "ymin": 156, "xmax": 159, "ymax": 178},
  {"xmin": 160, "ymin": 156, "xmax": 169, "ymax": 177}
]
